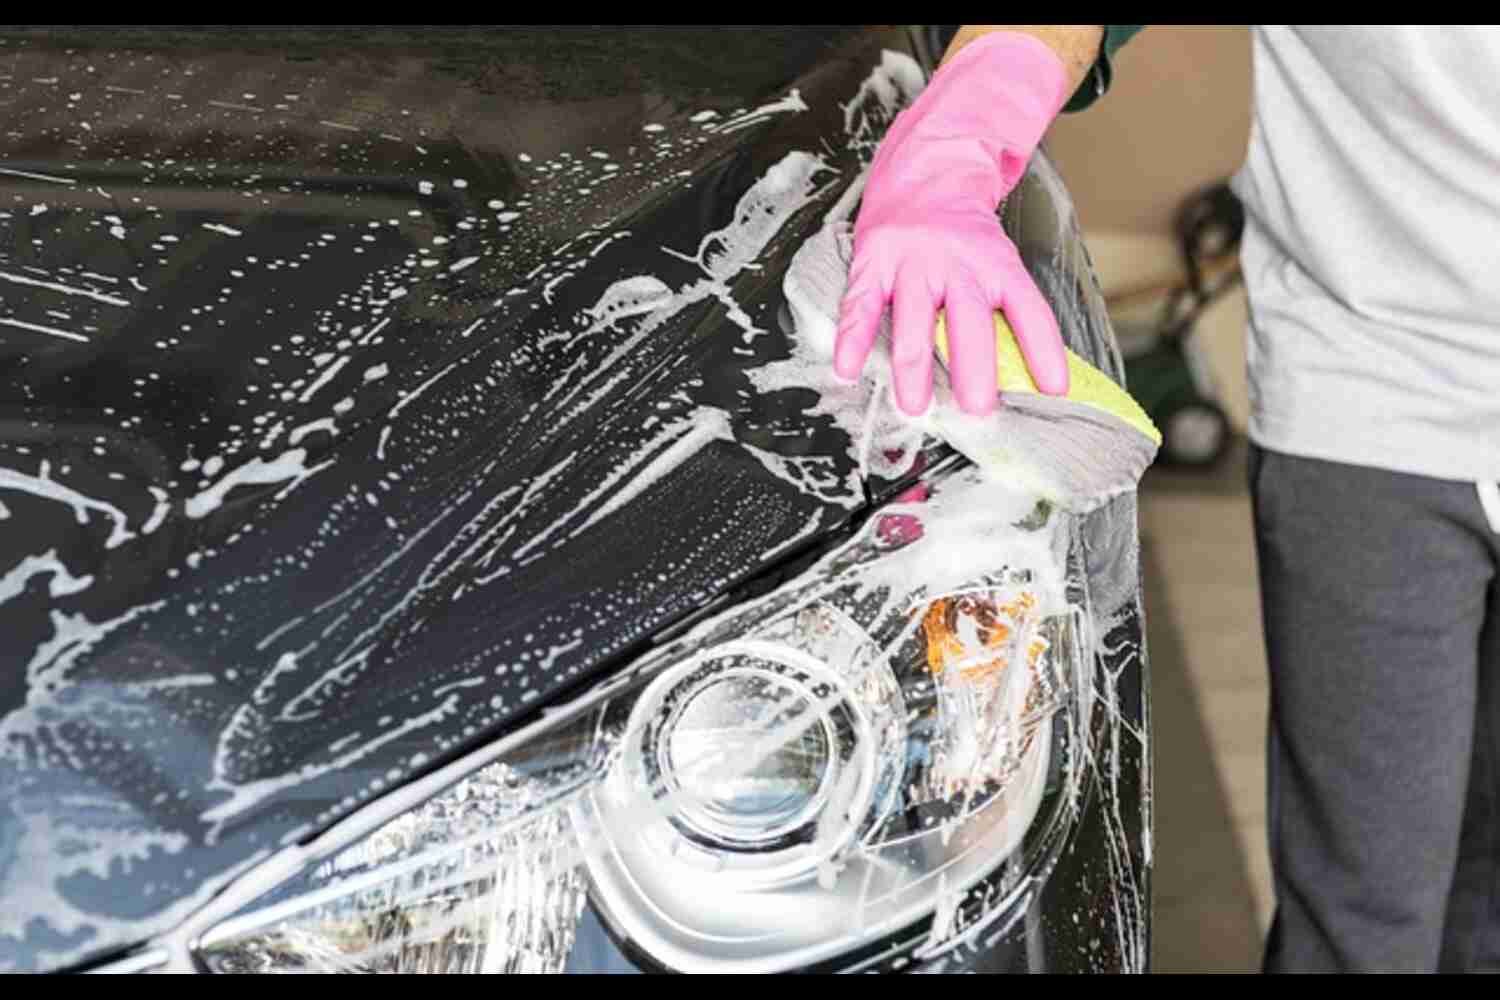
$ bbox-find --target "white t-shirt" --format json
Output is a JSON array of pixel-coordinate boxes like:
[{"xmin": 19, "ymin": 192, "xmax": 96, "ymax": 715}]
[{"xmin": 1232, "ymin": 25, "xmax": 1500, "ymax": 482}]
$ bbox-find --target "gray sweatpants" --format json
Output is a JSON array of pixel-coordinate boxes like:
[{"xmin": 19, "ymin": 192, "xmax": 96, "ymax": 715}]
[{"xmin": 1250, "ymin": 445, "xmax": 1500, "ymax": 972}]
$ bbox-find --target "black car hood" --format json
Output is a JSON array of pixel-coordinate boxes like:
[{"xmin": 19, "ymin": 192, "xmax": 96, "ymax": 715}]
[{"xmin": 0, "ymin": 27, "xmax": 967, "ymax": 971}]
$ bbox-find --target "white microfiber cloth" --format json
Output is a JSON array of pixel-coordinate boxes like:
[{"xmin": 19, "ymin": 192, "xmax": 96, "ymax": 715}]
[{"xmin": 783, "ymin": 223, "xmax": 1159, "ymax": 513}]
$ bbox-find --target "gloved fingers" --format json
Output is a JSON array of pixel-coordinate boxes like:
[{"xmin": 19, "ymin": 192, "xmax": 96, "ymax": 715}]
[
  {"xmin": 890, "ymin": 274, "xmax": 938, "ymax": 416},
  {"xmin": 834, "ymin": 268, "xmax": 889, "ymax": 381},
  {"xmin": 941, "ymin": 287, "xmax": 998, "ymax": 416},
  {"xmin": 995, "ymin": 262, "xmax": 1068, "ymax": 396}
]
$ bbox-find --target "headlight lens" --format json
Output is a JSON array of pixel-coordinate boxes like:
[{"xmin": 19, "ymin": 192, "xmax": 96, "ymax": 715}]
[
  {"xmin": 195, "ymin": 468, "xmax": 1092, "ymax": 974},
  {"xmin": 613, "ymin": 602, "xmax": 906, "ymax": 882},
  {"xmin": 665, "ymin": 667, "xmax": 835, "ymax": 840}
]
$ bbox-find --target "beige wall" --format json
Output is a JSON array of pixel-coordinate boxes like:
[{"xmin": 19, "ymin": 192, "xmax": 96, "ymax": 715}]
[
  {"xmin": 1045, "ymin": 26, "xmax": 1256, "ymax": 432},
  {"xmin": 1047, "ymin": 26, "xmax": 1252, "ymax": 236}
]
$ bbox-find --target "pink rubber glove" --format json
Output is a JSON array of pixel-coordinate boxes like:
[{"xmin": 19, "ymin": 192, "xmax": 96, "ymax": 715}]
[{"xmin": 835, "ymin": 31, "xmax": 1073, "ymax": 416}]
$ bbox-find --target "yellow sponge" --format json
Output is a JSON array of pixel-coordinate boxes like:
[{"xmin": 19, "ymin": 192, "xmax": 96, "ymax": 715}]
[{"xmin": 935, "ymin": 310, "xmax": 1161, "ymax": 447}]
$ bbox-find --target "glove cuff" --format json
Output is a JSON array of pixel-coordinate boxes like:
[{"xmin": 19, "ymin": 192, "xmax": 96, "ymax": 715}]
[
  {"xmin": 928, "ymin": 31, "xmax": 1071, "ymax": 183},
  {"xmin": 860, "ymin": 30, "xmax": 1071, "ymax": 219}
]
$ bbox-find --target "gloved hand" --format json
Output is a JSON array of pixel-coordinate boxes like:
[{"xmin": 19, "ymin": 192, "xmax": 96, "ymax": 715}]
[{"xmin": 835, "ymin": 31, "xmax": 1073, "ymax": 416}]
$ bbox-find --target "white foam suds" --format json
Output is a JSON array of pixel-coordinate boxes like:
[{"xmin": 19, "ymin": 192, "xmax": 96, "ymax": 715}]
[
  {"xmin": 185, "ymin": 448, "xmax": 323, "ymax": 519},
  {"xmin": 288, "ymin": 417, "xmax": 338, "ymax": 447},
  {"xmin": 386, "ymin": 355, "xmax": 465, "ymax": 427},
  {"xmin": 0, "ymin": 461, "xmax": 134, "ymax": 548},
  {"xmin": 142, "ymin": 487, "xmax": 170, "ymax": 535},
  {"xmin": 840, "ymin": 49, "xmax": 926, "ymax": 155},
  {"xmin": 15, "ymin": 600, "xmax": 166, "ymax": 707},
  {"xmin": 572, "ymin": 409, "xmax": 731, "ymax": 539},
  {"xmin": 586, "ymin": 276, "xmax": 673, "ymax": 326},
  {"xmin": 588, "ymin": 231, "xmax": 630, "ymax": 258},
  {"xmin": 0, "ymin": 269, "xmax": 129, "ymax": 307},
  {"xmin": 297, "ymin": 355, "xmax": 349, "ymax": 403},
  {"xmin": 713, "ymin": 89, "xmax": 810, "ymax": 135},
  {"xmin": 673, "ymin": 150, "xmax": 831, "ymax": 281},
  {"xmin": 0, "ymin": 167, "xmax": 76, "ymax": 185},
  {"xmin": 0, "ymin": 317, "xmax": 88, "ymax": 343},
  {"xmin": 205, "ymin": 693, "xmax": 466, "ymax": 830},
  {"xmin": 0, "ymin": 550, "xmax": 93, "ymax": 608}
]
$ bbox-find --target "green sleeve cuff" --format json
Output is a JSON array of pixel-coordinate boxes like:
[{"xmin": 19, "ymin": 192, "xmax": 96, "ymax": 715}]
[{"xmin": 1062, "ymin": 25, "xmax": 1144, "ymax": 113}]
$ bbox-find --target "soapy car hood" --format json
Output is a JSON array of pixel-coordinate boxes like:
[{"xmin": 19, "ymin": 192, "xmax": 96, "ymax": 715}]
[{"xmin": 0, "ymin": 26, "xmax": 1142, "ymax": 972}]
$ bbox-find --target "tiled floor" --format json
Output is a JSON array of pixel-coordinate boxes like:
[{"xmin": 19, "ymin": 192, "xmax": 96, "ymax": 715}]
[{"xmin": 1140, "ymin": 438, "xmax": 1275, "ymax": 973}]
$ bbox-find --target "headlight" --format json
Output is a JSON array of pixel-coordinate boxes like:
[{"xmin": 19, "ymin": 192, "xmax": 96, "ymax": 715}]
[{"xmin": 193, "ymin": 466, "xmax": 1093, "ymax": 973}]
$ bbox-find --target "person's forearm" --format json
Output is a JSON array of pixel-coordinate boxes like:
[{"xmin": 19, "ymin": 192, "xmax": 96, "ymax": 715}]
[{"xmin": 942, "ymin": 25, "xmax": 1103, "ymax": 97}]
